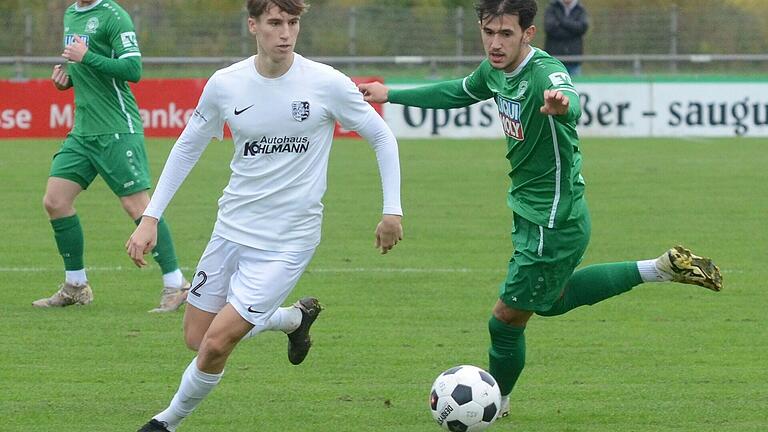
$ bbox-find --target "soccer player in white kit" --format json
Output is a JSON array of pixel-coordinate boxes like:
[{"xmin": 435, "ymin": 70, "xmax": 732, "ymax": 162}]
[{"xmin": 125, "ymin": 1, "xmax": 403, "ymax": 430}]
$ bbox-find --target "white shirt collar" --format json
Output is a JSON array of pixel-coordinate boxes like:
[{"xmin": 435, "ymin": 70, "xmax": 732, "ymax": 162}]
[
  {"xmin": 504, "ymin": 46, "xmax": 537, "ymax": 78},
  {"xmin": 74, "ymin": 0, "xmax": 103, "ymax": 13}
]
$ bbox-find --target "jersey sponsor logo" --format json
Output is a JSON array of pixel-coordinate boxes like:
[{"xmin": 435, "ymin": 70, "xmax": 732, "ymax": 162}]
[
  {"xmin": 496, "ymin": 95, "xmax": 524, "ymax": 140},
  {"xmin": 64, "ymin": 34, "xmax": 89, "ymax": 47},
  {"xmin": 234, "ymin": 104, "xmax": 254, "ymax": 116},
  {"xmin": 291, "ymin": 101, "xmax": 310, "ymax": 122},
  {"xmin": 85, "ymin": 17, "xmax": 99, "ymax": 33},
  {"xmin": 548, "ymin": 72, "xmax": 572, "ymax": 87},
  {"xmin": 120, "ymin": 31, "xmax": 138, "ymax": 49},
  {"xmin": 243, "ymin": 136, "xmax": 310, "ymax": 156}
]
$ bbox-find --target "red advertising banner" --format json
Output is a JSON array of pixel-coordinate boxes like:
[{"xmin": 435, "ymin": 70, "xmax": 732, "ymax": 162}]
[{"xmin": 0, "ymin": 76, "xmax": 382, "ymax": 139}]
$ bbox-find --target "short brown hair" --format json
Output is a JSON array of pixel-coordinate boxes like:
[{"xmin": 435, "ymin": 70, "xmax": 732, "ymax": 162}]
[
  {"xmin": 475, "ymin": 0, "xmax": 537, "ymax": 29},
  {"xmin": 246, "ymin": 0, "xmax": 308, "ymax": 18}
]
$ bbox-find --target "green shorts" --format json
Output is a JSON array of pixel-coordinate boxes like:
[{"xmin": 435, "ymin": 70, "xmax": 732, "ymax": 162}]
[
  {"xmin": 500, "ymin": 205, "xmax": 591, "ymax": 312},
  {"xmin": 49, "ymin": 133, "xmax": 152, "ymax": 197}
]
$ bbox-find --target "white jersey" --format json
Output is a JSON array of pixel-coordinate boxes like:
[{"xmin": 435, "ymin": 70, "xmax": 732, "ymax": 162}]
[{"xmin": 144, "ymin": 54, "xmax": 402, "ymax": 251}]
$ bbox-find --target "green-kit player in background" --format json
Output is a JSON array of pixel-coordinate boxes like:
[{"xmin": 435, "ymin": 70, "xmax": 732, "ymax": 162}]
[
  {"xmin": 33, "ymin": 0, "xmax": 189, "ymax": 312},
  {"xmin": 359, "ymin": 0, "xmax": 723, "ymax": 419}
]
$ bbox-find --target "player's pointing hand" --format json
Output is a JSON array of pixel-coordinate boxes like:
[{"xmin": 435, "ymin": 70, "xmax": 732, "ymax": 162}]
[{"xmin": 540, "ymin": 89, "xmax": 569, "ymax": 116}]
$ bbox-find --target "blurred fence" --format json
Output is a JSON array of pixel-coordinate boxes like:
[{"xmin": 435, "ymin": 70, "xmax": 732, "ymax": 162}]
[{"xmin": 2, "ymin": 1, "xmax": 768, "ymax": 78}]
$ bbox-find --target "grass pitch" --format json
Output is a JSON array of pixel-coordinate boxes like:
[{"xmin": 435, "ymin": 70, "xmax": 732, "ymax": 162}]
[{"xmin": 1, "ymin": 137, "xmax": 765, "ymax": 431}]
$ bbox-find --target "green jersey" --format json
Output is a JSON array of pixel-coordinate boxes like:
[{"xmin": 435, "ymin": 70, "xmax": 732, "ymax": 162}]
[
  {"xmin": 389, "ymin": 48, "xmax": 585, "ymax": 229},
  {"xmin": 63, "ymin": 0, "xmax": 143, "ymax": 136}
]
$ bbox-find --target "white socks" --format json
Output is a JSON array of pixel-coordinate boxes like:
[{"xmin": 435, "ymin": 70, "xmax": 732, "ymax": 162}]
[
  {"xmin": 162, "ymin": 269, "xmax": 185, "ymax": 289},
  {"xmin": 154, "ymin": 357, "xmax": 223, "ymax": 431},
  {"xmin": 637, "ymin": 259, "xmax": 672, "ymax": 283},
  {"xmin": 65, "ymin": 269, "xmax": 88, "ymax": 286},
  {"xmin": 242, "ymin": 306, "xmax": 302, "ymax": 340}
]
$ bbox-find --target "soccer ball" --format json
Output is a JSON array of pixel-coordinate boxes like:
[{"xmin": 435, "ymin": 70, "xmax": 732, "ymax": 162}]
[{"xmin": 429, "ymin": 365, "xmax": 501, "ymax": 432}]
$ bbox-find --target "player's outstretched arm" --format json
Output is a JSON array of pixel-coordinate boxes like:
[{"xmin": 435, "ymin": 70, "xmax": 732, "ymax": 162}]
[
  {"xmin": 125, "ymin": 216, "xmax": 158, "ymax": 267},
  {"xmin": 358, "ymin": 81, "xmax": 390, "ymax": 103},
  {"xmin": 51, "ymin": 65, "xmax": 72, "ymax": 91},
  {"xmin": 375, "ymin": 214, "xmax": 403, "ymax": 255}
]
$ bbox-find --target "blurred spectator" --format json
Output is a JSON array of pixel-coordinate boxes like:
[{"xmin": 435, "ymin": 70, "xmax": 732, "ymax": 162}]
[{"xmin": 544, "ymin": 0, "xmax": 589, "ymax": 76}]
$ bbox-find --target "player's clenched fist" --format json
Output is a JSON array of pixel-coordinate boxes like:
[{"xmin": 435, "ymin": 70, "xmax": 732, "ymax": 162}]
[
  {"xmin": 358, "ymin": 81, "xmax": 389, "ymax": 104},
  {"xmin": 51, "ymin": 64, "xmax": 71, "ymax": 90}
]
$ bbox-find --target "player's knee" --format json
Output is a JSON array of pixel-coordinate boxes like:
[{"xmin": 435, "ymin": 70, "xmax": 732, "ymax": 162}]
[
  {"xmin": 492, "ymin": 301, "xmax": 532, "ymax": 327},
  {"xmin": 184, "ymin": 332, "xmax": 202, "ymax": 352},
  {"xmin": 198, "ymin": 336, "xmax": 235, "ymax": 363},
  {"xmin": 120, "ymin": 192, "xmax": 150, "ymax": 220},
  {"xmin": 42, "ymin": 192, "xmax": 72, "ymax": 217}
]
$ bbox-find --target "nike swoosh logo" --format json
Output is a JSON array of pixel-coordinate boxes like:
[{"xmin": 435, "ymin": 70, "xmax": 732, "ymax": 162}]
[
  {"xmin": 247, "ymin": 306, "xmax": 265, "ymax": 314},
  {"xmin": 234, "ymin": 104, "xmax": 254, "ymax": 115}
]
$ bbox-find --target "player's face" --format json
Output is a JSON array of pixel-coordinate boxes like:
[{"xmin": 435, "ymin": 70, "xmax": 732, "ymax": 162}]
[
  {"xmin": 248, "ymin": 5, "xmax": 301, "ymax": 63},
  {"xmin": 77, "ymin": 0, "xmax": 97, "ymax": 6},
  {"xmin": 479, "ymin": 14, "xmax": 536, "ymax": 72}
]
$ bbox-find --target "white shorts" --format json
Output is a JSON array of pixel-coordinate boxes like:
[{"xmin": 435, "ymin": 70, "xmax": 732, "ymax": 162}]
[{"xmin": 187, "ymin": 234, "xmax": 316, "ymax": 325}]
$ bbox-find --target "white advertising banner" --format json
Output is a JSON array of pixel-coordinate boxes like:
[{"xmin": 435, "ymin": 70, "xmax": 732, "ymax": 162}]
[{"xmin": 384, "ymin": 82, "xmax": 768, "ymax": 138}]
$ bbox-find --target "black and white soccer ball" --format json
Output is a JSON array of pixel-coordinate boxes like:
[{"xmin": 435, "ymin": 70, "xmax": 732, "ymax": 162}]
[{"xmin": 429, "ymin": 365, "xmax": 501, "ymax": 432}]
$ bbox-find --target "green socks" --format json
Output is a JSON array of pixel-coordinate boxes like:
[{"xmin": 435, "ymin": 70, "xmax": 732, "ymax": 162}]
[
  {"xmin": 537, "ymin": 261, "xmax": 643, "ymax": 317},
  {"xmin": 135, "ymin": 217, "xmax": 180, "ymax": 275},
  {"xmin": 488, "ymin": 316, "xmax": 526, "ymax": 396},
  {"xmin": 487, "ymin": 262, "xmax": 645, "ymax": 397},
  {"xmin": 51, "ymin": 214, "xmax": 84, "ymax": 271}
]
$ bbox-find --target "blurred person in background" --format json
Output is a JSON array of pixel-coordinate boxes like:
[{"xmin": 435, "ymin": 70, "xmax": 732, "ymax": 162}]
[
  {"xmin": 544, "ymin": 0, "xmax": 589, "ymax": 76},
  {"xmin": 35, "ymin": 0, "xmax": 189, "ymax": 312}
]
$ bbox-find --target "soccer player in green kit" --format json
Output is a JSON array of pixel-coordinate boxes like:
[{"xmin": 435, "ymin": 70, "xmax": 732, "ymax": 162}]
[
  {"xmin": 359, "ymin": 0, "xmax": 723, "ymax": 419},
  {"xmin": 33, "ymin": 0, "xmax": 189, "ymax": 313}
]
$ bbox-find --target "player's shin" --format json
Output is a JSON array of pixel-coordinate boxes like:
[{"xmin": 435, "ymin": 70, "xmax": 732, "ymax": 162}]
[
  {"xmin": 153, "ymin": 356, "xmax": 223, "ymax": 431},
  {"xmin": 488, "ymin": 316, "xmax": 526, "ymax": 397}
]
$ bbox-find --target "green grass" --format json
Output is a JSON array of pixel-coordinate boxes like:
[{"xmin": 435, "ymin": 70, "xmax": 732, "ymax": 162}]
[{"xmin": 1, "ymin": 137, "xmax": 766, "ymax": 432}]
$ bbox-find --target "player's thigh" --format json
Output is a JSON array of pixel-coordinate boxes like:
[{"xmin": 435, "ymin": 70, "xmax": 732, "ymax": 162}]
[
  {"xmin": 48, "ymin": 134, "xmax": 98, "ymax": 192},
  {"xmin": 228, "ymin": 247, "xmax": 316, "ymax": 326},
  {"xmin": 500, "ymin": 214, "xmax": 588, "ymax": 312},
  {"xmin": 184, "ymin": 234, "xmax": 241, "ymax": 347},
  {"xmin": 91, "ymin": 133, "xmax": 152, "ymax": 197}
]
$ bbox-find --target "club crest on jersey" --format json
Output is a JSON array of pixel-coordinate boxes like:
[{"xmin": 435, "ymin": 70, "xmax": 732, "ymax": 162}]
[
  {"xmin": 497, "ymin": 95, "xmax": 524, "ymax": 140},
  {"xmin": 85, "ymin": 17, "xmax": 100, "ymax": 33},
  {"xmin": 292, "ymin": 101, "xmax": 310, "ymax": 122},
  {"xmin": 516, "ymin": 81, "xmax": 528, "ymax": 98}
]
